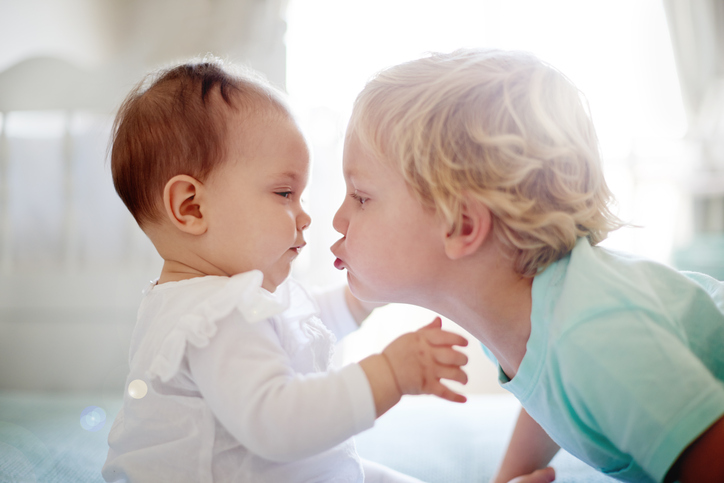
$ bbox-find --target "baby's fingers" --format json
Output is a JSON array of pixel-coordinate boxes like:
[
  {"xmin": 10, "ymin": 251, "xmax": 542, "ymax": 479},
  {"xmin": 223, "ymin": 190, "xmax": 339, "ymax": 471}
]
[
  {"xmin": 435, "ymin": 364, "xmax": 468, "ymax": 385},
  {"xmin": 420, "ymin": 316, "xmax": 443, "ymax": 330},
  {"xmin": 433, "ymin": 347, "xmax": 468, "ymax": 367},
  {"xmin": 421, "ymin": 328, "xmax": 468, "ymax": 348},
  {"xmin": 430, "ymin": 381, "xmax": 467, "ymax": 403}
]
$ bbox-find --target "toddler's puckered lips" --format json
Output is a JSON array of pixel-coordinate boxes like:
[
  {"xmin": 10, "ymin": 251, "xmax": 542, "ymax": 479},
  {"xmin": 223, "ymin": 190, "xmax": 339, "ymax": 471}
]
[
  {"xmin": 330, "ymin": 238, "xmax": 346, "ymax": 270},
  {"xmin": 290, "ymin": 243, "xmax": 305, "ymax": 255}
]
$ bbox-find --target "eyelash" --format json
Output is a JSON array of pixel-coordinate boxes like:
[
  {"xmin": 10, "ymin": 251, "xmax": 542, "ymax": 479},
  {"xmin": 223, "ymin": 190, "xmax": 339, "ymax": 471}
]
[
  {"xmin": 276, "ymin": 191, "xmax": 293, "ymax": 199},
  {"xmin": 350, "ymin": 192, "xmax": 368, "ymax": 205}
]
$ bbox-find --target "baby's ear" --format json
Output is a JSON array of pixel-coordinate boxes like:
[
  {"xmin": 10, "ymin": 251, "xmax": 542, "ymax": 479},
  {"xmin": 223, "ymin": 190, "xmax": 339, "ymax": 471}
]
[
  {"xmin": 443, "ymin": 197, "xmax": 492, "ymax": 260},
  {"xmin": 163, "ymin": 174, "xmax": 207, "ymax": 235}
]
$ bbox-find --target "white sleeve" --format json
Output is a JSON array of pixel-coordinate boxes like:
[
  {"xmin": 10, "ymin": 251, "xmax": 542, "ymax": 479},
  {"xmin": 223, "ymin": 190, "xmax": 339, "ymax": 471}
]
[
  {"xmin": 187, "ymin": 312, "xmax": 376, "ymax": 463},
  {"xmin": 311, "ymin": 284, "xmax": 359, "ymax": 340}
]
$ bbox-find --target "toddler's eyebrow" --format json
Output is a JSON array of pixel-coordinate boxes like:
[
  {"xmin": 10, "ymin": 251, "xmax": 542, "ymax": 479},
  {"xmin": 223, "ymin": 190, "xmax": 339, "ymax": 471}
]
[
  {"xmin": 343, "ymin": 166, "xmax": 359, "ymax": 180},
  {"xmin": 343, "ymin": 167, "xmax": 368, "ymax": 185}
]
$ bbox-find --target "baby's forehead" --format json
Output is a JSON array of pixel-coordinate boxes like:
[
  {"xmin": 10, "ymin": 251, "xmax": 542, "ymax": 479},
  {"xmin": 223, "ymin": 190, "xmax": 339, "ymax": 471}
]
[
  {"xmin": 223, "ymin": 103, "xmax": 301, "ymax": 144},
  {"xmin": 222, "ymin": 110, "xmax": 310, "ymax": 177}
]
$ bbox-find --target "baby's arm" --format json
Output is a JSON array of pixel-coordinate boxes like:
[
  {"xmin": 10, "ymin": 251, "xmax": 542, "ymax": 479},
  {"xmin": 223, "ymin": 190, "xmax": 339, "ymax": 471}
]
[
  {"xmin": 188, "ymin": 314, "xmax": 380, "ymax": 462},
  {"xmin": 491, "ymin": 408, "xmax": 559, "ymax": 483},
  {"xmin": 358, "ymin": 317, "xmax": 469, "ymax": 417}
]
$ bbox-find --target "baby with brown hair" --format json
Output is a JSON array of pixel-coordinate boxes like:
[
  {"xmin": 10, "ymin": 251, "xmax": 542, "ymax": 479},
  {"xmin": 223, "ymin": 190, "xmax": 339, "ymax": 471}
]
[{"xmin": 101, "ymin": 58, "xmax": 470, "ymax": 483}]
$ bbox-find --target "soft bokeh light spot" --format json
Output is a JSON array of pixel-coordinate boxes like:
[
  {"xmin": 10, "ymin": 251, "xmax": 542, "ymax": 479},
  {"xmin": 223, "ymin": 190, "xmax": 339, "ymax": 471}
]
[
  {"xmin": 128, "ymin": 379, "xmax": 148, "ymax": 399},
  {"xmin": 79, "ymin": 406, "xmax": 106, "ymax": 432}
]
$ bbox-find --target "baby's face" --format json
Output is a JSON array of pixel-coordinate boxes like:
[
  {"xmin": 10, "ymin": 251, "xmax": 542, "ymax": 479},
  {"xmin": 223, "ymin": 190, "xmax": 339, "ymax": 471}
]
[
  {"xmin": 331, "ymin": 131, "xmax": 447, "ymax": 305},
  {"xmin": 203, "ymin": 113, "xmax": 311, "ymax": 291}
]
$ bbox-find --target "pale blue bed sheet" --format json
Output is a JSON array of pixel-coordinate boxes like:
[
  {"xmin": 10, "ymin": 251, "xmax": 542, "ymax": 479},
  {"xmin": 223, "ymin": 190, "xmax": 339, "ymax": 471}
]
[{"xmin": 0, "ymin": 391, "xmax": 615, "ymax": 482}]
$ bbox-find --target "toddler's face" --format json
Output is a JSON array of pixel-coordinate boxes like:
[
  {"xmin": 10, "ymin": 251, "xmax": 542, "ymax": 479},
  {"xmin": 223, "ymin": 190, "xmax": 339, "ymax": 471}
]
[
  {"xmin": 203, "ymin": 113, "xmax": 311, "ymax": 291},
  {"xmin": 331, "ymin": 132, "xmax": 446, "ymax": 304}
]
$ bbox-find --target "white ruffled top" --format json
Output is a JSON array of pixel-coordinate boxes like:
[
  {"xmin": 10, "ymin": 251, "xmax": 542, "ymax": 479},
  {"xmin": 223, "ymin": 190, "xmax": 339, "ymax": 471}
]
[{"xmin": 103, "ymin": 271, "xmax": 376, "ymax": 483}]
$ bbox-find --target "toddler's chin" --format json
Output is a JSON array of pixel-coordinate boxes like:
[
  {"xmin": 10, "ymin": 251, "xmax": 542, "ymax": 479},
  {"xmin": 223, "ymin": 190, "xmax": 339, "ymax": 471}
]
[{"xmin": 348, "ymin": 277, "xmax": 387, "ymax": 304}]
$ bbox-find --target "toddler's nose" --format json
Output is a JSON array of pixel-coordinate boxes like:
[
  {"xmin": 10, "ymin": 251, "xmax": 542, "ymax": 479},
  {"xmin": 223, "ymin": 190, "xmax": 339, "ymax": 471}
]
[{"xmin": 332, "ymin": 206, "xmax": 346, "ymax": 235}]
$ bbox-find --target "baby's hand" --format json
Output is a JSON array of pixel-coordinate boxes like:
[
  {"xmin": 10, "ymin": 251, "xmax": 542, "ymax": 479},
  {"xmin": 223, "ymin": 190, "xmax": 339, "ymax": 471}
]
[{"xmin": 382, "ymin": 317, "xmax": 468, "ymax": 403}]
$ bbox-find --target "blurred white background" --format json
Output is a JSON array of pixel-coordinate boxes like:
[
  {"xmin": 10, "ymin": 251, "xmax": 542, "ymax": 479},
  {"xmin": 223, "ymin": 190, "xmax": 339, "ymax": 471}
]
[{"xmin": 0, "ymin": 0, "xmax": 719, "ymax": 395}]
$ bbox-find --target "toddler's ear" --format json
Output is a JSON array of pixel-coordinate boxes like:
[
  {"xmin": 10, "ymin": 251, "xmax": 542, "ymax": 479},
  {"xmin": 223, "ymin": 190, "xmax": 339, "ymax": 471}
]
[
  {"xmin": 163, "ymin": 174, "xmax": 207, "ymax": 235},
  {"xmin": 443, "ymin": 198, "xmax": 492, "ymax": 260}
]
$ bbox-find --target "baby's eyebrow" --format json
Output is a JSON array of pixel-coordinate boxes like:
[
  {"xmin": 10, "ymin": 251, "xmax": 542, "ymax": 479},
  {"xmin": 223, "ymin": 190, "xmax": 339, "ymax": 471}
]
[
  {"xmin": 273, "ymin": 171, "xmax": 301, "ymax": 182},
  {"xmin": 270, "ymin": 169, "xmax": 310, "ymax": 186}
]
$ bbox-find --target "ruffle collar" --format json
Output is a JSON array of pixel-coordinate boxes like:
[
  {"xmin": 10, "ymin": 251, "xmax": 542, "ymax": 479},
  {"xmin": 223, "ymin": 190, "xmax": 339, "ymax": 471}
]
[{"xmin": 148, "ymin": 270, "xmax": 294, "ymax": 382}]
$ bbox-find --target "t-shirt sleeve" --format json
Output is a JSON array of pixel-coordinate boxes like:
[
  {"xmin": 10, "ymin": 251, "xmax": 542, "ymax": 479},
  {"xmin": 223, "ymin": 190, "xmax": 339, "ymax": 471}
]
[
  {"xmin": 186, "ymin": 312, "xmax": 375, "ymax": 463},
  {"xmin": 554, "ymin": 312, "xmax": 724, "ymax": 482},
  {"xmin": 684, "ymin": 270, "xmax": 724, "ymax": 314}
]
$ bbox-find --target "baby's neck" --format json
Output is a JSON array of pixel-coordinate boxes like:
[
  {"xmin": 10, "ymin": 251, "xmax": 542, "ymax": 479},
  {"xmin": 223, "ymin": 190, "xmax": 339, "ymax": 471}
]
[
  {"xmin": 147, "ymin": 224, "xmax": 228, "ymax": 284},
  {"xmin": 157, "ymin": 259, "xmax": 211, "ymax": 284}
]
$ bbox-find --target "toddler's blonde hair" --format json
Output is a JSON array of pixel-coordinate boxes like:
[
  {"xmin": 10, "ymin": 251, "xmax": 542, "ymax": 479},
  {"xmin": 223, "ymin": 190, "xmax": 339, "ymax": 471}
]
[{"xmin": 348, "ymin": 48, "xmax": 624, "ymax": 276}]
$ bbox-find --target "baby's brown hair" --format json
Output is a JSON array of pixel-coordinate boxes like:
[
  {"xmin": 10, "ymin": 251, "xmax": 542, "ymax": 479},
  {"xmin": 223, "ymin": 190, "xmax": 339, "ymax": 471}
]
[{"xmin": 111, "ymin": 58, "xmax": 288, "ymax": 228}]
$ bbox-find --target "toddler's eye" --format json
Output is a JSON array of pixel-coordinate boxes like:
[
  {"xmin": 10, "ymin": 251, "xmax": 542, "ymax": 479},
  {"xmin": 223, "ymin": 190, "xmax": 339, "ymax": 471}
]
[
  {"xmin": 350, "ymin": 192, "xmax": 368, "ymax": 205},
  {"xmin": 276, "ymin": 191, "xmax": 293, "ymax": 199}
]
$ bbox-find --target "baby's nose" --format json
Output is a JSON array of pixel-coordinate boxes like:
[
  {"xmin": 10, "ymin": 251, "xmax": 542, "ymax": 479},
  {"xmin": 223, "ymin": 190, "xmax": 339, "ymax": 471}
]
[{"xmin": 299, "ymin": 210, "xmax": 311, "ymax": 231}]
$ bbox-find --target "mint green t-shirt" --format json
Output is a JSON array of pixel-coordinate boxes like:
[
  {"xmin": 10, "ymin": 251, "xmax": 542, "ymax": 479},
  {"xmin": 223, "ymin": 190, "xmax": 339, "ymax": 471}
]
[{"xmin": 482, "ymin": 237, "xmax": 724, "ymax": 482}]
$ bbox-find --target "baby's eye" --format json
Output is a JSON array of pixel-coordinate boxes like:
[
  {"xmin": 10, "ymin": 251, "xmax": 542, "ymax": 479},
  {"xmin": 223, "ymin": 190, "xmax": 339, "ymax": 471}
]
[{"xmin": 275, "ymin": 191, "xmax": 293, "ymax": 199}]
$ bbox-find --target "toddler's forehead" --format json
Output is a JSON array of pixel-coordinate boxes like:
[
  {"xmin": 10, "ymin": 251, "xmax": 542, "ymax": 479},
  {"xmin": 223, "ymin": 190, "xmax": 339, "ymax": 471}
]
[{"xmin": 345, "ymin": 129, "xmax": 398, "ymax": 173}]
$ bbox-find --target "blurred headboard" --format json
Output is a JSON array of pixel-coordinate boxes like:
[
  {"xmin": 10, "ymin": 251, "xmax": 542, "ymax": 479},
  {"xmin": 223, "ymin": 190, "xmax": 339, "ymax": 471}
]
[{"xmin": 0, "ymin": 56, "xmax": 159, "ymax": 392}]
